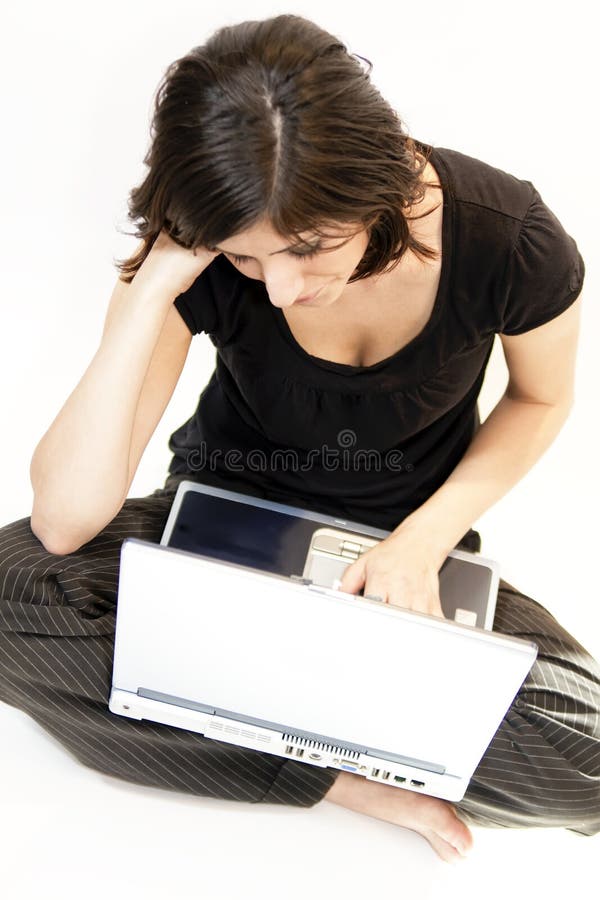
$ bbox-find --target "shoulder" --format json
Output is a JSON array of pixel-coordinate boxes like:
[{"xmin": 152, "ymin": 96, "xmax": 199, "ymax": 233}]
[
  {"xmin": 425, "ymin": 144, "xmax": 585, "ymax": 337},
  {"xmin": 430, "ymin": 145, "xmax": 535, "ymax": 223}
]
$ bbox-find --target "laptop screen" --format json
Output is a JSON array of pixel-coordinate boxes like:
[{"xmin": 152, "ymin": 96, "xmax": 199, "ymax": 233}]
[
  {"xmin": 159, "ymin": 481, "xmax": 499, "ymax": 628},
  {"xmin": 163, "ymin": 487, "xmax": 386, "ymax": 579}
]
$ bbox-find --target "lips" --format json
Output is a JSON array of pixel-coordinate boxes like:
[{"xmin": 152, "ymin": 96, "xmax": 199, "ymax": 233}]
[{"xmin": 295, "ymin": 285, "xmax": 323, "ymax": 303}]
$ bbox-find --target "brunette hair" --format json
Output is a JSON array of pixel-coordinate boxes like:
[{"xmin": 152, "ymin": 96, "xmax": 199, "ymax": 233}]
[{"xmin": 114, "ymin": 13, "xmax": 441, "ymax": 284}]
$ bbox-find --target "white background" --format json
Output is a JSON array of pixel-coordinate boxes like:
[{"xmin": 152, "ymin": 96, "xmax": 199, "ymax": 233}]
[{"xmin": 0, "ymin": 1, "xmax": 598, "ymax": 896}]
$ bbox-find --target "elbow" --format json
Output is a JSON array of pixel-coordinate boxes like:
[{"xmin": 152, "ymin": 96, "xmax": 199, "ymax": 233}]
[
  {"xmin": 30, "ymin": 519, "xmax": 79, "ymax": 556},
  {"xmin": 29, "ymin": 478, "xmax": 127, "ymax": 556},
  {"xmin": 41, "ymin": 538, "xmax": 79, "ymax": 557},
  {"xmin": 29, "ymin": 507, "xmax": 85, "ymax": 557},
  {"xmin": 29, "ymin": 499, "xmax": 124, "ymax": 557}
]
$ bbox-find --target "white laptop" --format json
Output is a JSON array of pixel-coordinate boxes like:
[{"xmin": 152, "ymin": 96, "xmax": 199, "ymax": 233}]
[
  {"xmin": 160, "ymin": 480, "xmax": 502, "ymax": 630},
  {"xmin": 109, "ymin": 538, "xmax": 538, "ymax": 802}
]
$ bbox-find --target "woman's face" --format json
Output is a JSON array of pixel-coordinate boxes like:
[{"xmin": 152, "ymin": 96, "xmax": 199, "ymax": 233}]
[{"xmin": 211, "ymin": 217, "xmax": 371, "ymax": 309}]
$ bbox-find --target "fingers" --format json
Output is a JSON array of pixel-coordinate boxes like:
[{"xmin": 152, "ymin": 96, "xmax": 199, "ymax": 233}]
[
  {"xmin": 337, "ymin": 552, "xmax": 446, "ymax": 619},
  {"xmin": 338, "ymin": 559, "xmax": 366, "ymax": 594}
]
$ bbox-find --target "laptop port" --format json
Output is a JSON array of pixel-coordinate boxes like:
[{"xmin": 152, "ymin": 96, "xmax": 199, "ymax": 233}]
[
  {"xmin": 371, "ymin": 768, "xmax": 380, "ymax": 777},
  {"xmin": 309, "ymin": 753, "xmax": 322, "ymax": 760},
  {"xmin": 394, "ymin": 776, "xmax": 406, "ymax": 783},
  {"xmin": 285, "ymin": 745, "xmax": 294, "ymax": 755},
  {"xmin": 295, "ymin": 748, "xmax": 305, "ymax": 758},
  {"xmin": 410, "ymin": 779, "xmax": 425, "ymax": 787},
  {"xmin": 382, "ymin": 771, "xmax": 391, "ymax": 780}
]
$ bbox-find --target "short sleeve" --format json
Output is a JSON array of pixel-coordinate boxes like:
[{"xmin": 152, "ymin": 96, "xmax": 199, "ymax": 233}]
[
  {"xmin": 498, "ymin": 187, "xmax": 585, "ymax": 335},
  {"xmin": 173, "ymin": 263, "xmax": 220, "ymax": 336}
]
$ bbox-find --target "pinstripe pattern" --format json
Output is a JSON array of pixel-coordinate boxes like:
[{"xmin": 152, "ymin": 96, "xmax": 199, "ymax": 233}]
[{"xmin": 0, "ymin": 487, "xmax": 599, "ymax": 833}]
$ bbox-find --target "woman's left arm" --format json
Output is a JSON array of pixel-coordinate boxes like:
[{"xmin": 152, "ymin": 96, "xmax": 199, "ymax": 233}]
[{"xmin": 339, "ymin": 296, "xmax": 583, "ymax": 614}]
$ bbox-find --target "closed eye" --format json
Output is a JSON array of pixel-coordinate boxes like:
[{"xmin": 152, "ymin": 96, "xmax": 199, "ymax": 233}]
[{"xmin": 229, "ymin": 249, "xmax": 320, "ymax": 265}]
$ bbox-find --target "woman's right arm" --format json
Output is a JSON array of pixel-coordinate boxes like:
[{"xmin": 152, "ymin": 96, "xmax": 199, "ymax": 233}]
[{"xmin": 29, "ymin": 233, "xmax": 218, "ymax": 555}]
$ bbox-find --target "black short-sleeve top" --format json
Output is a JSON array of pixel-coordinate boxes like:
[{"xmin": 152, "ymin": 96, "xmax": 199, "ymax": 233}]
[{"xmin": 167, "ymin": 143, "xmax": 585, "ymax": 532}]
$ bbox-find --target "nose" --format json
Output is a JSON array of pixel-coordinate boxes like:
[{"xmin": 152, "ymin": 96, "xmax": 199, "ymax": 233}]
[{"xmin": 262, "ymin": 261, "xmax": 305, "ymax": 308}]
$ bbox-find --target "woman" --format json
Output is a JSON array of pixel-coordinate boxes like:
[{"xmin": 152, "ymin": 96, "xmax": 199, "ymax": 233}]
[{"xmin": 0, "ymin": 14, "xmax": 598, "ymax": 865}]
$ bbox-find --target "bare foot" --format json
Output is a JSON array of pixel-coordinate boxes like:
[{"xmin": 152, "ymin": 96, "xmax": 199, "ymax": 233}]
[{"xmin": 323, "ymin": 771, "xmax": 474, "ymax": 864}]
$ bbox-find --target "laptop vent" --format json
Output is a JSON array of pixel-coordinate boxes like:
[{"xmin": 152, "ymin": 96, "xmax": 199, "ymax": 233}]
[
  {"xmin": 284, "ymin": 734, "xmax": 359, "ymax": 761},
  {"xmin": 209, "ymin": 721, "xmax": 271, "ymax": 744}
]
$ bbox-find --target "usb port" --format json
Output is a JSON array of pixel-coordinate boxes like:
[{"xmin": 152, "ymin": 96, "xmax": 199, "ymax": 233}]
[
  {"xmin": 371, "ymin": 768, "xmax": 380, "ymax": 777},
  {"xmin": 382, "ymin": 771, "xmax": 390, "ymax": 780},
  {"xmin": 285, "ymin": 745, "xmax": 294, "ymax": 755},
  {"xmin": 295, "ymin": 748, "xmax": 304, "ymax": 758}
]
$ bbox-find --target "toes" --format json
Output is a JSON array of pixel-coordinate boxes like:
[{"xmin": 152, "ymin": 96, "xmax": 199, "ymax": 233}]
[
  {"xmin": 440, "ymin": 824, "xmax": 473, "ymax": 857},
  {"xmin": 442, "ymin": 808, "xmax": 474, "ymax": 854},
  {"xmin": 425, "ymin": 831, "xmax": 465, "ymax": 864}
]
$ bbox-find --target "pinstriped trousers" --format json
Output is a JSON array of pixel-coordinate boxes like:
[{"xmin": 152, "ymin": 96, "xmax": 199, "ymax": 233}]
[{"xmin": 0, "ymin": 484, "xmax": 599, "ymax": 835}]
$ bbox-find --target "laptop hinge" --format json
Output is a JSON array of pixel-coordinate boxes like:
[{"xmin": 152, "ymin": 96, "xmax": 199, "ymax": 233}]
[
  {"xmin": 364, "ymin": 749, "xmax": 445, "ymax": 774},
  {"xmin": 138, "ymin": 688, "xmax": 216, "ymax": 716}
]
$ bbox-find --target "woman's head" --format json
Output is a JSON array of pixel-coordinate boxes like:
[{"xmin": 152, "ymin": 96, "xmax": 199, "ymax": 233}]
[{"xmin": 115, "ymin": 14, "xmax": 441, "ymax": 286}]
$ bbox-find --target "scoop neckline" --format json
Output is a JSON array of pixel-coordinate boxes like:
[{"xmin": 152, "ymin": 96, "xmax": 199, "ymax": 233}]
[{"xmin": 269, "ymin": 145, "xmax": 453, "ymax": 377}]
